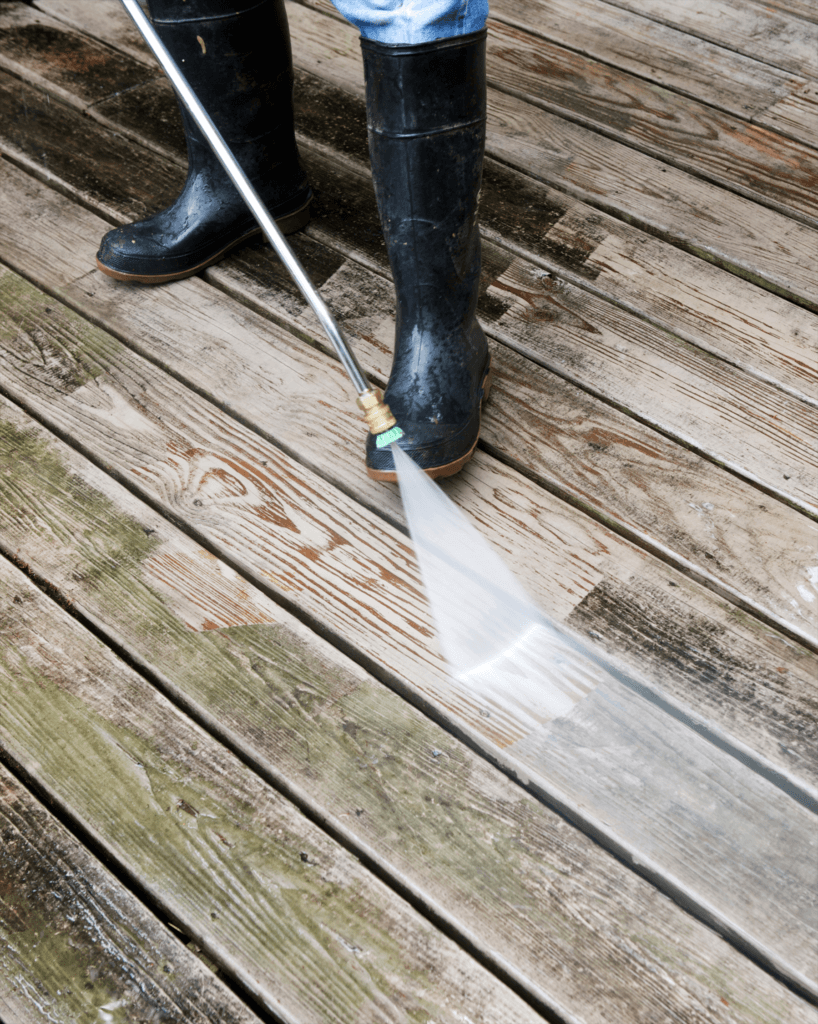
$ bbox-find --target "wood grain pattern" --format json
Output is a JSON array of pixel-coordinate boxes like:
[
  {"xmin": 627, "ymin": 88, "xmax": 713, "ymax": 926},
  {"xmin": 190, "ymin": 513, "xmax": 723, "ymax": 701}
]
[
  {"xmin": 486, "ymin": 0, "xmax": 818, "ymax": 148},
  {"xmin": 12, "ymin": 0, "xmax": 818, "ymax": 315},
  {"xmin": 603, "ymin": 0, "xmax": 818, "ymax": 79},
  {"xmin": 6, "ymin": 0, "xmax": 817, "ymax": 409},
  {"xmin": 0, "ymin": 763, "xmax": 263, "ymax": 1024},
  {"xmin": 5, "ymin": 400, "xmax": 814, "ymax": 1023},
  {"xmin": 1, "ymin": 65, "xmax": 816, "ymax": 523},
  {"xmin": 1, "ymin": 157, "xmax": 816, "ymax": 783},
  {"xmin": 0, "ymin": 558, "xmax": 543, "ymax": 1024},
  {"xmin": 753, "ymin": 0, "xmax": 818, "ymax": 23},
  {"xmin": 483, "ymin": 18, "xmax": 818, "ymax": 226},
  {"xmin": 1, "ymin": 267, "xmax": 817, "ymax": 995}
]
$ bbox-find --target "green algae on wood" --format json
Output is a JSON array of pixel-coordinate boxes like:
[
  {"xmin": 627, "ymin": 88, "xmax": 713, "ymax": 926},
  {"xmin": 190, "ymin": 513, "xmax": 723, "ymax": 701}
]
[
  {"xmin": 0, "ymin": 400, "xmax": 813, "ymax": 1023},
  {"xmin": 0, "ymin": 765, "xmax": 259, "ymax": 1024},
  {"xmin": 0, "ymin": 556, "xmax": 541, "ymax": 1024}
]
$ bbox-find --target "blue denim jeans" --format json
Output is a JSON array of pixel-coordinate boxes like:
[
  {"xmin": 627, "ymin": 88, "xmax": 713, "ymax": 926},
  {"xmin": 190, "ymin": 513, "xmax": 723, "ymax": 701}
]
[{"xmin": 329, "ymin": 0, "xmax": 488, "ymax": 43}]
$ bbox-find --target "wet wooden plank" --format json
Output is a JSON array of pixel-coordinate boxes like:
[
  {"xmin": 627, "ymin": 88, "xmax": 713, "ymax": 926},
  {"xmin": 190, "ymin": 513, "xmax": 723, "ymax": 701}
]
[
  {"xmin": 1, "ymin": 157, "xmax": 815, "ymax": 781},
  {"xmin": 4, "ymin": 4, "xmax": 817, "ymax": 412},
  {"xmin": 0, "ymin": 763, "xmax": 263, "ymax": 1024},
  {"xmin": 483, "ymin": 19, "xmax": 818, "ymax": 226},
  {"xmin": 0, "ymin": 71, "xmax": 183, "ymax": 226},
  {"xmin": 604, "ymin": 0, "xmax": 818, "ymax": 79},
  {"xmin": 13, "ymin": 0, "xmax": 818, "ymax": 314},
  {"xmin": 4, "ymin": 403, "xmax": 815, "ymax": 1024},
  {"xmin": 2, "ymin": 70, "xmax": 817, "ymax": 527},
  {"xmin": 280, "ymin": 0, "xmax": 818, "ymax": 309},
  {"xmin": 0, "ymin": 557, "xmax": 542, "ymax": 1024},
  {"xmin": 0, "ymin": 0, "xmax": 157, "ymax": 110},
  {"xmin": 1, "ymin": 265, "xmax": 817, "ymax": 993},
  {"xmin": 3, "ymin": 154, "xmax": 815, "ymax": 652}
]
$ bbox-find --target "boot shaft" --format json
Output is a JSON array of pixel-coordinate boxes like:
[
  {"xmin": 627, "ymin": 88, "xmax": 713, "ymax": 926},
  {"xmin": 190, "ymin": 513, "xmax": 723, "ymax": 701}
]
[
  {"xmin": 147, "ymin": 0, "xmax": 295, "ymax": 142},
  {"xmin": 361, "ymin": 32, "xmax": 487, "ymax": 331}
]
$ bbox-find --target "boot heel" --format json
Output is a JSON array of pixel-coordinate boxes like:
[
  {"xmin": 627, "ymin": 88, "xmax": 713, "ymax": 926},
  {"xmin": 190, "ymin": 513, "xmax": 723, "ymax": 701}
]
[{"xmin": 275, "ymin": 200, "xmax": 311, "ymax": 235}]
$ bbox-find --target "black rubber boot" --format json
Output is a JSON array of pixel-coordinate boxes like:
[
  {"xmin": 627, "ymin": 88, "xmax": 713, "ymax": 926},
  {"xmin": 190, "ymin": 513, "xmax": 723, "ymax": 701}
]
[
  {"xmin": 96, "ymin": 0, "xmax": 311, "ymax": 284},
  {"xmin": 361, "ymin": 31, "xmax": 490, "ymax": 481}
]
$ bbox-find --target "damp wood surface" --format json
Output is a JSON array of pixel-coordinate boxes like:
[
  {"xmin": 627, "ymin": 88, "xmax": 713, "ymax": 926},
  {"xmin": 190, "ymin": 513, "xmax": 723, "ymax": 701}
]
[
  {"xmin": 1, "ymin": 0, "xmax": 817, "ymax": 1021},
  {"xmin": 0, "ymin": 762, "xmax": 264, "ymax": 1024},
  {"xmin": 0, "ymin": 257, "xmax": 816, "ymax": 995},
  {"xmin": 2, "ymin": 399, "xmax": 811, "ymax": 1024},
  {"xmin": 0, "ymin": 557, "xmax": 546, "ymax": 1024}
]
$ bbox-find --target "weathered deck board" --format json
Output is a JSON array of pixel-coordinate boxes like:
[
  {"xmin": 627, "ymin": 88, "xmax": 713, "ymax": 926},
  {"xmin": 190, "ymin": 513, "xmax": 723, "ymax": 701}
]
[
  {"xmin": 2, "ymin": 155, "xmax": 816, "ymax": 657},
  {"xmin": 4, "ymin": 401, "xmax": 814, "ymax": 1023},
  {"xmin": 281, "ymin": 0, "xmax": 818, "ymax": 308},
  {"xmin": 0, "ymin": 557, "xmax": 544, "ymax": 1024},
  {"xmin": 302, "ymin": 0, "xmax": 818, "ymax": 223},
  {"xmin": 2, "ymin": 0, "xmax": 817, "ymax": 1015},
  {"xmin": 604, "ymin": 0, "xmax": 818, "ymax": 79},
  {"xmin": 2, "ymin": 62, "xmax": 817, "ymax": 522},
  {"xmin": 486, "ymin": 0, "xmax": 818, "ymax": 149},
  {"xmin": 0, "ymin": 763, "xmax": 264, "ymax": 1024},
  {"xmin": 756, "ymin": 0, "xmax": 818, "ymax": 23},
  {"xmin": 1, "ymin": 266, "xmax": 816, "ymax": 994},
  {"xmin": 7, "ymin": 1, "xmax": 818, "ymax": 409},
  {"xmin": 484, "ymin": 18, "xmax": 818, "ymax": 225},
  {"xmin": 2, "ymin": 164, "xmax": 816, "ymax": 787},
  {"xmin": 15, "ymin": 0, "xmax": 818, "ymax": 312},
  {"xmin": 490, "ymin": 0, "xmax": 817, "ymax": 135}
]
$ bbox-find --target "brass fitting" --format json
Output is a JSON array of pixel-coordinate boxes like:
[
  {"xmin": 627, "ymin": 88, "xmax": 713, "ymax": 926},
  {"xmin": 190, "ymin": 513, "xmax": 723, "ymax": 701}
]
[{"xmin": 357, "ymin": 388, "xmax": 397, "ymax": 435}]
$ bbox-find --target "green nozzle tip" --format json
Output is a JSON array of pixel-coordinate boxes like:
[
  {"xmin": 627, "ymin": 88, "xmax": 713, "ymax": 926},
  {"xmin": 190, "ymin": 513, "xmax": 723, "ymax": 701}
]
[{"xmin": 376, "ymin": 425, "xmax": 404, "ymax": 448}]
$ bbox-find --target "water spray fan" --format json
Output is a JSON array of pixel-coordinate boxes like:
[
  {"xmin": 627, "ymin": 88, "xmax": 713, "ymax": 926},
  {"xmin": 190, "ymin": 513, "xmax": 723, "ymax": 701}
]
[{"xmin": 120, "ymin": 0, "xmax": 403, "ymax": 452}]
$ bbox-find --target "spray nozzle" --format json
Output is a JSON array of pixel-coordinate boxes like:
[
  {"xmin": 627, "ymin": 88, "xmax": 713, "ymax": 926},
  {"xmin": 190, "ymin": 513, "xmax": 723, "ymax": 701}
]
[{"xmin": 357, "ymin": 389, "xmax": 404, "ymax": 448}]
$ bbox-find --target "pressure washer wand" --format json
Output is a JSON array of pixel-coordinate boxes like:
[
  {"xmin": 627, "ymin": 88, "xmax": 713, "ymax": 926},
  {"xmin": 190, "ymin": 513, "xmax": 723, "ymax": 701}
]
[{"xmin": 119, "ymin": 0, "xmax": 402, "ymax": 446}]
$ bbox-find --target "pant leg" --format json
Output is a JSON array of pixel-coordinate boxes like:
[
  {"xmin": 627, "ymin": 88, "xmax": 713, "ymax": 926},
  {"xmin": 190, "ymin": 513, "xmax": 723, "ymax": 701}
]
[{"xmin": 329, "ymin": 0, "xmax": 488, "ymax": 43}]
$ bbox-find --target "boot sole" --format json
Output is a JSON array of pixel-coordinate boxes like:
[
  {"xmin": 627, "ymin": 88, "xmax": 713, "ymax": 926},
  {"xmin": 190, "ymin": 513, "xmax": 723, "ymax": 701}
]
[
  {"xmin": 95, "ymin": 199, "xmax": 311, "ymax": 285},
  {"xmin": 367, "ymin": 359, "xmax": 494, "ymax": 483}
]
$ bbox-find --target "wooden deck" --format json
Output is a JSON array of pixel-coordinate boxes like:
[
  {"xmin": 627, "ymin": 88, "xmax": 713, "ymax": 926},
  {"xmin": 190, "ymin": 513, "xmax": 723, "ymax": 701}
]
[{"xmin": 0, "ymin": 0, "xmax": 816, "ymax": 1021}]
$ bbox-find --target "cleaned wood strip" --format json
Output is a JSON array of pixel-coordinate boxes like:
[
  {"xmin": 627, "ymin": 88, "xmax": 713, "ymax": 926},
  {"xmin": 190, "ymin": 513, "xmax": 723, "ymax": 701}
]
[
  {"xmin": 2, "ymin": 73, "xmax": 816, "ymax": 523},
  {"xmin": 0, "ymin": 558, "xmax": 541, "ymax": 1024},
  {"xmin": 0, "ymin": 762, "xmax": 263, "ymax": 1024},
  {"xmin": 602, "ymin": 0, "xmax": 818, "ymax": 80},
  {"xmin": 1, "ymin": 267, "xmax": 817, "ymax": 991},
  {"xmin": 1, "ymin": 158, "xmax": 816, "ymax": 779},
  {"xmin": 4, "ymin": 403, "xmax": 814, "ymax": 1024},
  {"xmin": 3, "ymin": 9, "xmax": 816, "ymax": 410}
]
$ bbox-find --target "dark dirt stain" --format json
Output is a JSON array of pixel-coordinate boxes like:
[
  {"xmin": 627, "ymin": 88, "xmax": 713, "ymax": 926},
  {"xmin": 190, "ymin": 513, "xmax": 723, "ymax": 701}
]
[
  {"xmin": 567, "ymin": 577, "xmax": 818, "ymax": 776},
  {"xmin": 1, "ymin": 23, "xmax": 152, "ymax": 102}
]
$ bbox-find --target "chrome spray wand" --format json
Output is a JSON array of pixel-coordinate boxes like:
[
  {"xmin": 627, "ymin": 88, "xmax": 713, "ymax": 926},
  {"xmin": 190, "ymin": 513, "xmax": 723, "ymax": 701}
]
[{"xmin": 119, "ymin": 0, "xmax": 403, "ymax": 448}]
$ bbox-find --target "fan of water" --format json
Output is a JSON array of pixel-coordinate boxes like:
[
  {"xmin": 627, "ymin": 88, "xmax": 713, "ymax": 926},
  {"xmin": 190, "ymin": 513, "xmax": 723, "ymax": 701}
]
[{"xmin": 392, "ymin": 445, "xmax": 607, "ymax": 730}]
